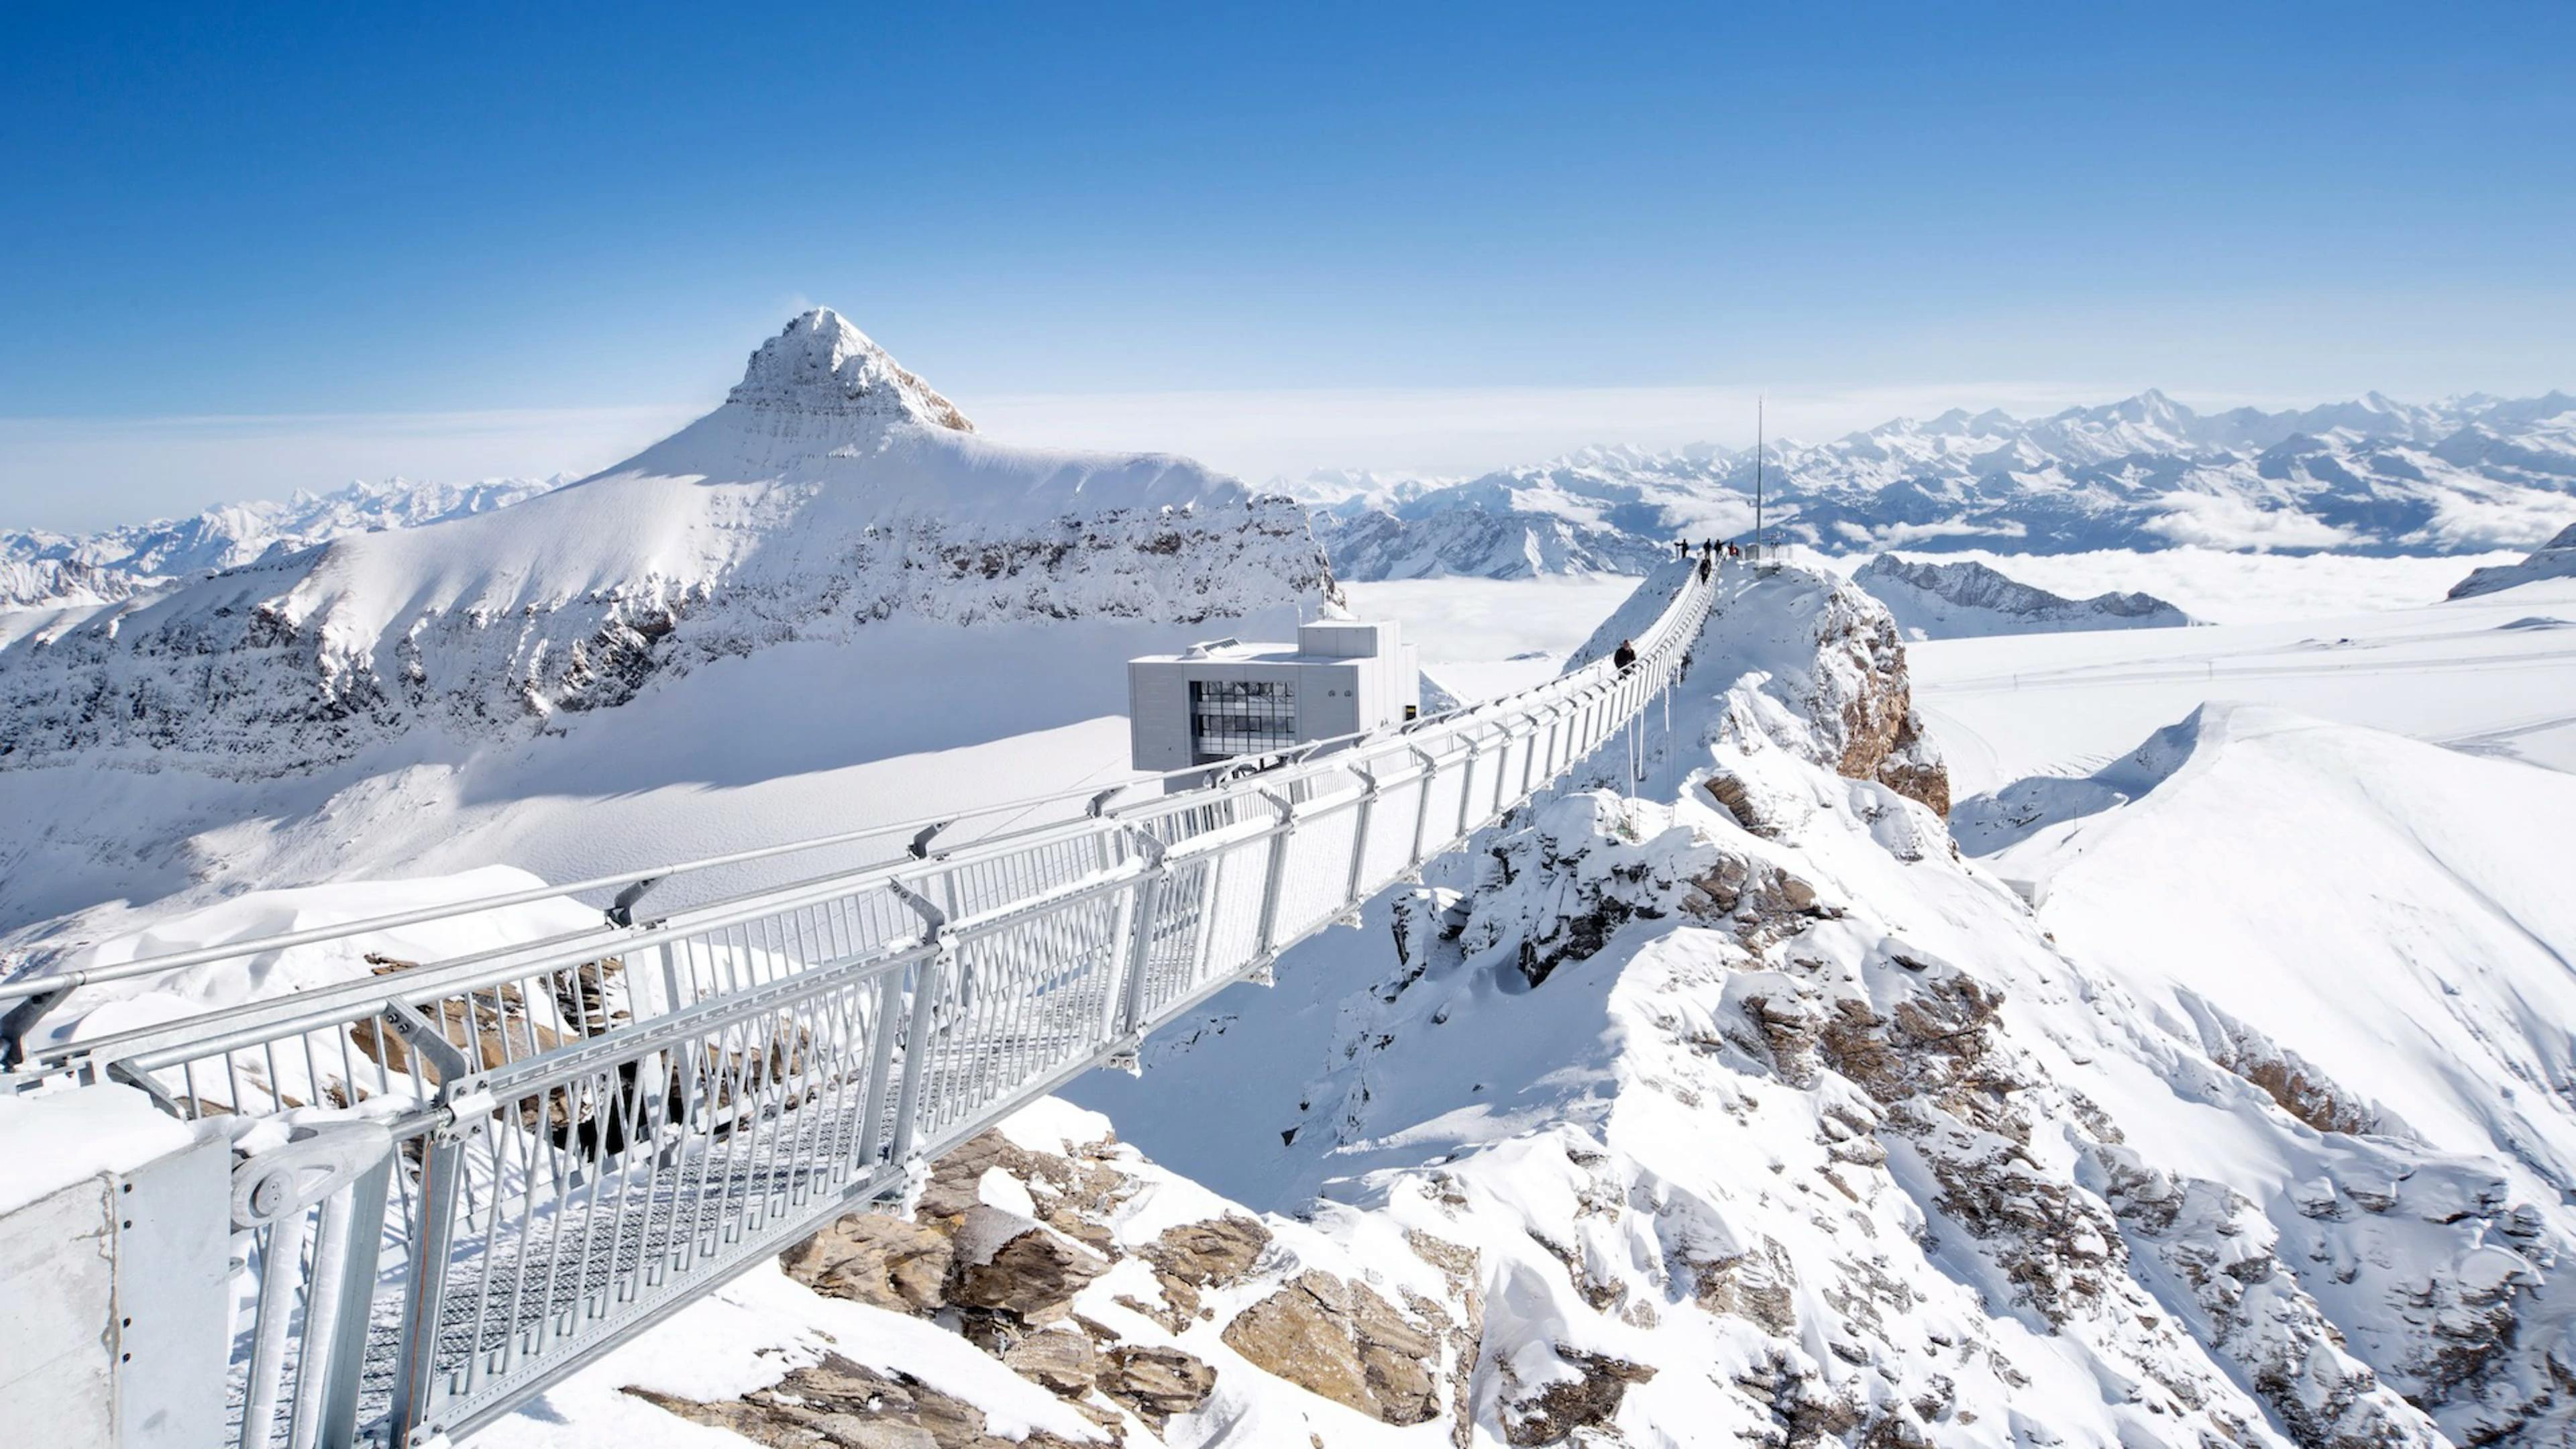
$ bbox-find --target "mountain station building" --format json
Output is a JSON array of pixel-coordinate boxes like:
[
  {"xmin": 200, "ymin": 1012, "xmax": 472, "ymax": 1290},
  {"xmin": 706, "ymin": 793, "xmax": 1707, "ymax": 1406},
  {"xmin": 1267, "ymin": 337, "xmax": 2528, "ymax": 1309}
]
[{"xmin": 1128, "ymin": 619, "xmax": 1421, "ymax": 771}]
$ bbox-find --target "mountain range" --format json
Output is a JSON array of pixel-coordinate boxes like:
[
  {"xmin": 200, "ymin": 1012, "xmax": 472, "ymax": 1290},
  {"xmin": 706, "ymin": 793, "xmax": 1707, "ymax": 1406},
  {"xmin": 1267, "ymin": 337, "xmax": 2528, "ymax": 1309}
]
[
  {"xmin": 10, "ymin": 387, "xmax": 2574, "ymax": 611},
  {"xmin": 1305, "ymin": 389, "xmax": 2576, "ymax": 579},
  {"xmin": 1, "ymin": 474, "xmax": 566, "ymax": 610}
]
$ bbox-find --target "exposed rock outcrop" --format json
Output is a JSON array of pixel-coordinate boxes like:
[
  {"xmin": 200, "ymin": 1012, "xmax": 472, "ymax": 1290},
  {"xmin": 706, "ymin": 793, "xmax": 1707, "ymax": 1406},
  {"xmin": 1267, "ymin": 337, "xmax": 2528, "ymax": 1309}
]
[
  {"xmin": 631, "ymin": 1351, "xmax": 1096, "ymax": 1449},
  {"xmin": 672, "ymin": 1112, "xmax": 1475, "ymax": 1446},
  {"xmin": 1219, "ymin": 1269, "xmax": 1444, "ymax": 1425},
  {"xmin": 1501, "ymin": 1350, "xmax": 1656, "ymax": 1446}
]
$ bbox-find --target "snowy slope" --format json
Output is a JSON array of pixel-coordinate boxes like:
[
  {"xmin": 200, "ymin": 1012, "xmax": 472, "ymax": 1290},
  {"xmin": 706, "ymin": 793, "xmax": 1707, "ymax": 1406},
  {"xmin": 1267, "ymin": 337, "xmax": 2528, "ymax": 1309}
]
[
  {"xmin": 1048, "ymin": 561, "xmax": 2576, "ymax": 1444},
  {"xmin": 44, "ymin": 559, "xmax": 2576, "ymax": 1447},
  {"xmin": 2450, "ymin": 521, "xmax": 2576, "ymax": 598},
  {"xmin": 1909, "ymin": 577, "xmax": 2576, "ymax": 796},
  {"xmin": 0, "ymin": 309, "xmax": 1332, "ymax": 777},
  {"xmin": 0, "ymin": 309, "xmax": 1335, "ymax": 943},
  {"xmin": 1968, "ymin": 703, "xmax": 2576, "ymax": 1207},
  {"xmin": 1314, "ymin": 390, "xmax": 2576, "ymax": 578},
  {"xmin": 1853, "ymin": 552, "xmax": 2192, "ymax": 639},
  {"xmin": 0, "ymin": 475, "xmax": 565, "ymax": 610}
]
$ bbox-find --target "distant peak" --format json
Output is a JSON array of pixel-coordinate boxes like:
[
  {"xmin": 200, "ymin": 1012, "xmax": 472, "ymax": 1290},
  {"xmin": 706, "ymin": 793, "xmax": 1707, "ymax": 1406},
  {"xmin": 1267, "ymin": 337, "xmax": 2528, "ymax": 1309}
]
[
  {"xmin": 725, "ymin": 308, "xmax": 974, "ymax": 432},
  {"xmin": 2126, "ymin": 387, "xmax": 2186, "ymax": 419}
]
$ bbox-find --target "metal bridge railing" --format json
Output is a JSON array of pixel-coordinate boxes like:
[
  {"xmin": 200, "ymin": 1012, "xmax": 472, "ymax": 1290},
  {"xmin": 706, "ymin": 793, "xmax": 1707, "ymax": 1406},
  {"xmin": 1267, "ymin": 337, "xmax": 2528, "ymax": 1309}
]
[{"xmin": 7, "ymin": 564, "xmax": 1715, "ymax": 1449}]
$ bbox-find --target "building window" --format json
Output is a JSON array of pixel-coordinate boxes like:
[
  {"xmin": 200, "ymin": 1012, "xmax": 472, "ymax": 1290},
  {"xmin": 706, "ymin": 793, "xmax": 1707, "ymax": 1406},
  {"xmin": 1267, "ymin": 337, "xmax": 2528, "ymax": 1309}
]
[{"xmin": 1189, "ymin": 679, "xmax": 1297, "ymax": 761}]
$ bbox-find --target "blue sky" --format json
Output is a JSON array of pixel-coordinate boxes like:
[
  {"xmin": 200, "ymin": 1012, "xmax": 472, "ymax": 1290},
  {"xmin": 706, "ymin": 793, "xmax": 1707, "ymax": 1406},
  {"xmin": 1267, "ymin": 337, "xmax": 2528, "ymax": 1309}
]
[{"xmin": 4, "ymin": 2, "xmax": 2571, "ymax": 529}]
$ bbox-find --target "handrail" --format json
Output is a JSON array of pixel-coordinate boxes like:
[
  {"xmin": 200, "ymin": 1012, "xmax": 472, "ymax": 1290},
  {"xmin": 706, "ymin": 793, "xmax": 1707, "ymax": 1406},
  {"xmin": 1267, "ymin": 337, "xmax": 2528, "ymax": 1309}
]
[
  {"xmin": 0, "ymin": 585, "xmax": 1675, "ymax": 1016},
  {"xmin": 0, "ymin": 568, "xmax": 1704, "ymax": 1030},
  {"xmin": 13, "ymin": 561, "xmax": 1718, "ymax": 1449}
]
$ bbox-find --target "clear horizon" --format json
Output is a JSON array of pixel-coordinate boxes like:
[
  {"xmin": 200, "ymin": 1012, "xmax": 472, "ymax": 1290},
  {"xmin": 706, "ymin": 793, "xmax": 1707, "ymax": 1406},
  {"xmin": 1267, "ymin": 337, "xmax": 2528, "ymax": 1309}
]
[
  {"xmin": 7, "ymin": 375, "xmax": 2569, "ymax": 536},
  {"xmin": 5, "ymin": 3, "xmax": 2571, "ymax": 531}
]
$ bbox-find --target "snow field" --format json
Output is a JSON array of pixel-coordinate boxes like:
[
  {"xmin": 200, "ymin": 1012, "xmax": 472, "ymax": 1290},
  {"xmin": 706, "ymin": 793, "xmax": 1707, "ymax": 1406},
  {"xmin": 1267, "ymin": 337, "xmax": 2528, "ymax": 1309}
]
[{"xmin": 1911, "ymin": 576, "xmax": 2576, "ymax": 794}]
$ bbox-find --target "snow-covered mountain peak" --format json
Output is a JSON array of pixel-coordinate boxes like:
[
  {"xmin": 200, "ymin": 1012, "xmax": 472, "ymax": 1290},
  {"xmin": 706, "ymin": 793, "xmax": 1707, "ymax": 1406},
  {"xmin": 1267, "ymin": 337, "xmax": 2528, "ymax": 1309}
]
[
  {"xmin": 722, "ymin": 307, "xmax": 974, "ymax": 432},
  {"xmin": 0, "ymin": 313, "xmax": 1334, "ymax": 779},
  {"xmin": 2114, "ymin": 386, "xmax": 2188, "ymax": 426}
]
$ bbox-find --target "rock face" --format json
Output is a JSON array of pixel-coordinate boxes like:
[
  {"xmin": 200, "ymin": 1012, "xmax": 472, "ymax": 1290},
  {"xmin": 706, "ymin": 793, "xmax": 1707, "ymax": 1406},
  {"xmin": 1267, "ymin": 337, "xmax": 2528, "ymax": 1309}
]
[
  {"xmin": 1817, "ymin": 590, "xmax": 1952, "ymax": 818},
  {"xmin": 779, "ymin": 1212, "xmax": 955, "ymax": 1315},
  {"xmin": 0, "ymin": 309, "xmax": 1337, "ymax": 777},
  {"xmin": 1219, "ymin": 1269, "xmax": 1444, "ymax": 1424},
  {"xmin": 633, "ymin": 1352, "xmax": 1095, "ymax": 1449},
  {"xmin": 1853, "ymin": 553, "xmax": 2192, "ymax": 639},
  {"xmin": 947, "ymin": 1206, "xmax": 1110, "ymax": 1320},
  {"xmin": 1578, "ymin": 561, "xmax": 1951, "ymax": 818},
  {"xmin": 2448, "ymin": 520, "xmax": 2576, "ymax": 598},
  {"xmin": 1501, "ymin": 1351, "xmax": 1657, "ymax": 1447},
  {"xmin": 620, "ymin": 1106, "xmax": 1480, "ymax": 1447}
]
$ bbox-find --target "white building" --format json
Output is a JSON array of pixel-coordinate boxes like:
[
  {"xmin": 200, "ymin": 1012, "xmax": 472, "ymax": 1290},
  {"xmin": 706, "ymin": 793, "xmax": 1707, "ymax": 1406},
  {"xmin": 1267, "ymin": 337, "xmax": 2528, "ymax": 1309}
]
[{"xmin": 1128, "ymin": 619, "xmax": 1421, "ymax": 771}]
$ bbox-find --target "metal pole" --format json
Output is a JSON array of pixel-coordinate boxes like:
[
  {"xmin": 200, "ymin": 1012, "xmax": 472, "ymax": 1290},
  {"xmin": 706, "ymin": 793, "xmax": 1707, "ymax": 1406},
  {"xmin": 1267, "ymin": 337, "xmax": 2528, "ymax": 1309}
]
[
  {"xmin": 1114, "ymin": 869, "xmax": 1162, "ymax": 1038},
  {"xmin": 1405, "ymin": 747, "xmax": 1438, "ymax": 868},
  {"xmin": 314, "ymin": 1153, "xmax": 393, "ymax": 1449},
  {"xmin": 853, "ymin": 970, "xmax": 904, "ymax": 1171},
  {"xmin": 390, "ymin": 1136, "xmax": 466, "ymax": 1448},
  {"xmin": 1252, "ymin": 790, "xmax": 1295, "ymax": 961},
  {"xmin": 240, "ymin": 1208, "xmax": 310, "ymax": 1449},
  {"xmin": 886, "ymin": 941, "xmax": 950, "ymax": 1166},
  {"xmin": 1342, "ymin": 765, "xmax": 1379, "ymax": 904}
]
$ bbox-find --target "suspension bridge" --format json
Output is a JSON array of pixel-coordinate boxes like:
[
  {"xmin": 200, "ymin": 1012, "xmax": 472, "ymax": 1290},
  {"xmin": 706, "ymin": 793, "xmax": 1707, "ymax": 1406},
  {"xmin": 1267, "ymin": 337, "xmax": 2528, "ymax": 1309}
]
[{"xmin": 0, "ymin": 563, "xmax": 1721, "ymax": 1449}]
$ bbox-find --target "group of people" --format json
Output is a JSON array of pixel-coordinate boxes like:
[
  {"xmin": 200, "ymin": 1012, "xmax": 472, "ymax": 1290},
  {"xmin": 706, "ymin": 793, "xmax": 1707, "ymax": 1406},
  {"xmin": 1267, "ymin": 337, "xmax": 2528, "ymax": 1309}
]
[
  {"xmin": 1673, "ymin": 536, "xmax": 1750, "ymax": 582},
  {"xmin": 1615, "ymin": 538, "xmax": 1754, "ymax": 672}
]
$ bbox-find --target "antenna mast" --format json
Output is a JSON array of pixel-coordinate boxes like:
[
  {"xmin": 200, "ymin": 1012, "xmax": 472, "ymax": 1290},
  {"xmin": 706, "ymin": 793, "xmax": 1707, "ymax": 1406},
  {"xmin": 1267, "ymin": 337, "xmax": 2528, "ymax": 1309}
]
[{"xmin": 1755, "ymin": 394, "xmax": 1765, "ymax": 553}]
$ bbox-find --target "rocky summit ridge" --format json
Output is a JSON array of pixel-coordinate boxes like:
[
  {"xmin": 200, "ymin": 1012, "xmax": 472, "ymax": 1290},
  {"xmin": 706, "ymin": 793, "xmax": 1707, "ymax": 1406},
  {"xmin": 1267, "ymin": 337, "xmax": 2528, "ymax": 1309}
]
[{"xmin": 724, "ymin": 307, "xmax": 977, "ymax": 431}]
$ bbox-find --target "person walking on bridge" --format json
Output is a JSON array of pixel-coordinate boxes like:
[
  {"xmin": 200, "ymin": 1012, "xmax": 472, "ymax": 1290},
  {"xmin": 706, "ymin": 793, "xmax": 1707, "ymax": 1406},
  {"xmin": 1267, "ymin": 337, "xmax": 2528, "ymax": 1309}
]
[{"xmin": 1613, "ymin": 638, "xmax": 1638, "ymax": 672}]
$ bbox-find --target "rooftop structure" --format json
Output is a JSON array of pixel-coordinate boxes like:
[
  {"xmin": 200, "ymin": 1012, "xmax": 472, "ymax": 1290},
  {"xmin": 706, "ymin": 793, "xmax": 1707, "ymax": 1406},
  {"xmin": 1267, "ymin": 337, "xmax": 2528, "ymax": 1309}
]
[{"xmin": 1127, "ymin": 618, "xmax": 1421, "ymax": 771}]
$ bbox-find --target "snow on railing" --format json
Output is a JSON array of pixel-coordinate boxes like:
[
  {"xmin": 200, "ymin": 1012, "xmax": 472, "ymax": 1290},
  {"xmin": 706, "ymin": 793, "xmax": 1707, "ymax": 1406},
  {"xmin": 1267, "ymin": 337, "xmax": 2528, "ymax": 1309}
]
[{"xmin": 6, "ymin": 563, "xmax": 1716, "ymax": 1449}]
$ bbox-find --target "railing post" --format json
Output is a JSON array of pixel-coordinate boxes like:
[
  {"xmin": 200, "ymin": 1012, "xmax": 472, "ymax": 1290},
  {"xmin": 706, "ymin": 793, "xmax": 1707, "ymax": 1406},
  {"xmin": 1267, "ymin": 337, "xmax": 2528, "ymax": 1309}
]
[
  {"xmin": 1113, "ymin": 826, "xmax": 1169, "ymax": 1040},
  {"xmin": 637, "ymin": 938, "xmax": 687, "ymax": 1163},
  {"xmin": 853, "ymin": 967, "xmax": 906, "ymax": 1175},
  {"xmin": 299, "ymin": 1148, "xmax": 392, "ymax": 1449},
  {"xmin": 390, "ymin": 1130, "xmax": 467, "ymax": 1448},
  {"xmin": 888, "ymin": 942, "xmax": 951, "ymax": 1166},
  {"xmin": 1342, "ymin": 763, "xmax": 1381, "ymax": 904},
  {"xmin": 1099, "ymin": 879, "xmax": 1140, "ymax": 1042},
  {"xmin": 1405, "ymin": 746, "xmax": 1438, "ymax": 868},
  {"xmin": 1182, "ymin": 843, "xmax": 1225, "ymax": 987},
  {"xmin": 1252, "ymin": 788, "xmax": 1295, "ymax": 962},
  {"xmin": 884, "ymin": 881, "xmax": 952, "ymax": 1167},
  {"xmin": 1454, "ymin": 737, "xmax": 1481, "ymax": 840}
]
